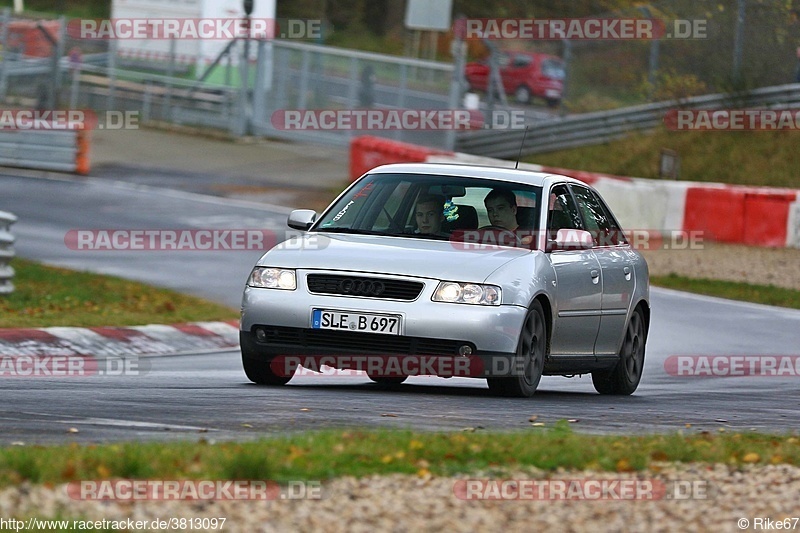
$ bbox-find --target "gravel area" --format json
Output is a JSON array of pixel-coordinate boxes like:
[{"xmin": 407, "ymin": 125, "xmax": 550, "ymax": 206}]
[
  {"xmin": 2, "ymin": 464, "xmax": 798, "ymax": 532},
  {"xmin": 642, "ymin": 243, "xmax": 800, "ymax": 291}
]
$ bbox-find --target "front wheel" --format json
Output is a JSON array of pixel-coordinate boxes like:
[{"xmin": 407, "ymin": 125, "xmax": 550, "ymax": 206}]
[
  {"xmin": 487, "ymin": 300, "xmax": 547, "ymax": 397},
  {"xmin": 592, "ymin": 307, "xmax": 647, "ymax": 395},
  {"xmin": 242, "ymin": 353, "xmax": 294, "ymax": 385},
  {"xmin": 368, "ymin": 375, "xmax": 408, "ymax": 386},
  {"xmin": 515, "ymin": 85, "xmax": 532, "ymax": 104}
]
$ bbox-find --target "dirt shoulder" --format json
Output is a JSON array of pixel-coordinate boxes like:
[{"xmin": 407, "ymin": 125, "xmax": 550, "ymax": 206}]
[{"xmin": 641, "ymin": 243, "xmax": 800, "ymax": 291}]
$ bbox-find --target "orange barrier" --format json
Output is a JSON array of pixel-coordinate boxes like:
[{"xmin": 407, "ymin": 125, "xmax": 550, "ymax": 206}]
[
  {"xmin": 75, "ymin": 129, "xmax": 90, "ymax": 175},
  {"xmin": 349, "ymin": 136, "xmax": 452, "ymax": 180},
  {"xmin": 6, "ymin": 20, "xmax": 61, "ymax": 58}
]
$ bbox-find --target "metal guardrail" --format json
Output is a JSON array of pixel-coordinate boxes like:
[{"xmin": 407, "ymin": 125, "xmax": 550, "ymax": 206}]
[
  {"xmin": 456, "ymin": 83, "xmax": 800, "ymax": 158},
  {"xmin": 0, "ymin": 130, "xmax": 79, "ymax": 172},
  {"xmin": 0, "ymin": 211, "xmax": 17, "ymax": 295}
]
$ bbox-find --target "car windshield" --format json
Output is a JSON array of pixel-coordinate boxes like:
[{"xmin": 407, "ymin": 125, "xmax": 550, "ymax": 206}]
[
  {"xmin": 314, "ymin": 173, "xmax": 542, "ymax": 244},
  {"xmin": 542, "ymin": 59, "xmax": 566, "ymax": 80}
]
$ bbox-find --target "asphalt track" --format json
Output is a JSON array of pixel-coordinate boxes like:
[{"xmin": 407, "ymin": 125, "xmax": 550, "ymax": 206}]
[{"xmin": 2, "ymin": 172, "xmax": 799, "ymax": 443}]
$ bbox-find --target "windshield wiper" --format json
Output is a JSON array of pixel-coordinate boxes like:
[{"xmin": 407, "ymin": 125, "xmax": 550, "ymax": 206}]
[{"xmin": 315, "ymin": 227, "xmax": 387, "ymax": 236}]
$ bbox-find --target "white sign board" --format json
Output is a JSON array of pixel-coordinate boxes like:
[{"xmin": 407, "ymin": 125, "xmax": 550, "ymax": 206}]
[
  {"xmin": 111, "ymin": 0, "xmax": 276, "ymax": 72},
  {"xmin": 404, "ymin": 0, "xmax": 452, "ymax": 32}
]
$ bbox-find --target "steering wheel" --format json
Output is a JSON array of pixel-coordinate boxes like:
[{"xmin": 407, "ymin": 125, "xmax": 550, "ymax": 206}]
[{"xmin": 478, "ymin": 225, "xmax": 522, "ymax": 246}]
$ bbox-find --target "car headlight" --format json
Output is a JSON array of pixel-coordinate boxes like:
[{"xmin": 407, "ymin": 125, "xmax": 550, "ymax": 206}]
[
  {"xmin": 432, "ymin": 281, "xmax": 501, "ymax": 306},
  {"xmin": 248, "ymin": 267, "xmax": 296, "ymax": 290}
]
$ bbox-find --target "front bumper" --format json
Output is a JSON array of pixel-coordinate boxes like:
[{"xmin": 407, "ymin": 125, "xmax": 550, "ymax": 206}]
[{"xmin": 240, "ymin": 271, "xmax": 527, "ymax": 356}]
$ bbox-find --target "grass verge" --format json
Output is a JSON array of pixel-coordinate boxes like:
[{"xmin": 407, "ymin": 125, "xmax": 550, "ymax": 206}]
[
  {"xmin": 651, "ymin": 274, "xmax": 800, "ymax": 310},
  {"xmin": 1, "ymin": 426, "xmax": 798, "ymax": 486},
  {"xmin": 0, "ymin": 258, "xmax": 238, "ymax": 328},
  {"xmin": 526, "ymin": 126, "xmax": 800, "ymax": 189}
]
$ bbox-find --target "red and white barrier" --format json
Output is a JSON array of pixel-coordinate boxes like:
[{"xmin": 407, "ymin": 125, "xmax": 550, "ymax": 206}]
[
  {"xmin": 349, "ymin": 136, "xmax": 453, "ymax": 181},
  {"xmin": 348, "ymin": 136, "xmax": 800, "ymax": 248}
]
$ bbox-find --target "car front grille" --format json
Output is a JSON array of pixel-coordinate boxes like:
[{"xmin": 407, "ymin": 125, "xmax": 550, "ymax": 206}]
[
  {"xmin": 306, "ymin": 274, "xmax": 424, "ymax": 301},
  {"xmin": 259, "ymin": 326, "xmax": 470, "ymax": 356}
]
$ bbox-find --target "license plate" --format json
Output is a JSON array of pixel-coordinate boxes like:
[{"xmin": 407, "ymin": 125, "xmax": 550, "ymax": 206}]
[
  {"xmin": 312, "ymin": 309, "xmax": 401, "ymax": 335},
  {"xmin": 545, "ymin": 89, "xmax": 560, "ymax": 98}
]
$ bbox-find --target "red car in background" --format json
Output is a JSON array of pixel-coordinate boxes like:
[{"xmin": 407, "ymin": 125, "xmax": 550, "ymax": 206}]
[{"xmin": 465, "ymin": 51, "xmax": 565, "ymax": 107}]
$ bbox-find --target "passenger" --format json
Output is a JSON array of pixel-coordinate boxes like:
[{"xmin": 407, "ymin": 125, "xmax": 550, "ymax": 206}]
[
  {"xmin": 483, "ymin": 188, "xmax": 519, "ymax": 231},
  {"xmin": 414, "ymin": 194, "xmax": 447, "ymax": 236}
]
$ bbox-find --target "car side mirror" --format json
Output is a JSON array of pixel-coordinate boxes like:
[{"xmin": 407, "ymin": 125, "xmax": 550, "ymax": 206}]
[
  {"xmin": 547, "ymin": 229, "xmax": 594, "ymax": 252},
  {"xmin": 287, "ymin": 209, "xmax": 317, "ymax": 231}
]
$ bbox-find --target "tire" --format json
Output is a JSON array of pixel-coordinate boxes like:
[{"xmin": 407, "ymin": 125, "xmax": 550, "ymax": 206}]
[
  {"xmin": 368, "ymin": 375, "xmax": 408, "ymax": 386},
  {"xmin": 515, "ymin": 85, "xmax": 532, "ymax": 105},
  {"xmin": 487, "ymin": 300, "xmax": 547, "ymax": 397},
  {"xmin": 242, "ymin": 353, "xmax": 294, "ymax": 385},
  {"xmin": 592, "ymin": 307, "xmax": 647, "ymax": 395}
]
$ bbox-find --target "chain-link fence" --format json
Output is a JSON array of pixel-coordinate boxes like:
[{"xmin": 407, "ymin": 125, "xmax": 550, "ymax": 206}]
[
  {"xmin": 0, "ymin": 8, "xmax": 458, "ymax": 148},
  {"xmin": 251, "ymin": 40, "xmax": 455, "ymax": 147},
  {"xmin": 2, "ymin": 2, "xmax": 799, "ymax": 149},
  {"xmin": 549, "ymin": 0, "xmax": 800, "ymax": 111}
]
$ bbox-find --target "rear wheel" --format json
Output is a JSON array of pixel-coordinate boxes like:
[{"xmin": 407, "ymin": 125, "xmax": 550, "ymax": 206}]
[
  {"xmin": 368, "ymin": 375, "xmax": 408, "ymax": 386},
  {"xmin": 242, "ymin": 353, "xmax": 294, "ymax": 385},
  {"xmin": 592, "ymin": 307, "xmax": 646, "ymax": 395},
  {"xmin": 487, "ymin": 300, "xmax": 546, "ymax": 397}
]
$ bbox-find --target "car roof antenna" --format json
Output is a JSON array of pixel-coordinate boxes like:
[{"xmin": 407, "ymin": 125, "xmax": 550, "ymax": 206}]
[{"xmin": 514, "ymin": 126, "xmax": 529, "ymax": 170}]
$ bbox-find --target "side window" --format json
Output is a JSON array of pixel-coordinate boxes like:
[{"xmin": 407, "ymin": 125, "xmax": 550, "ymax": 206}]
[
  {"xmin": 591, "ymin": 189, "xmax": 627, "ymax": 245},
  {"xmin": 570, "ymin": 185, "xmax": 623, "ymax": 246},
  {"xmin": 513, "ymin": 54, "xmax": 533, "ymax": 68},
  {"xmin": 547, "ymin": 184, "xmax": 583, "ymax": 238}
]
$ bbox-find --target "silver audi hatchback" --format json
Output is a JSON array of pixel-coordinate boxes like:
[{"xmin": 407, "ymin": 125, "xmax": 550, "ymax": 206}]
[{"xmin": 240, "ymin": 163, "xmax": 650, "ymax": 397}]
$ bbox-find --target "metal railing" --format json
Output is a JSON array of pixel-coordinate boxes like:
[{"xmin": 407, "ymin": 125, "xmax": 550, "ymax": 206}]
[
  {"xmin": 251, "ymin": 40, "xmax": 456, "ymax": 148},
  {"xmin": 456, "ymin": 83, "xmax": 800, "ymax": 158},
  {"xmin": 0, "ymin": 130, "xmax": 80, "ymax": 172},
  {"xmin": 0, "ymin": 211, "xmax": 17, "ymax": 295}
]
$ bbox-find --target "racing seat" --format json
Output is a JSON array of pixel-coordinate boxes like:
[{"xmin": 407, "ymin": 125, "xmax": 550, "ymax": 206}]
[
  {"xmin": 516, "ymin": 206, "xmax": 536, "ymax": 229},
  {"xmin": 548, "ymin": 209, "xmax": 573, "ymax": 239},
  {"xmin": 445, "ymin": 204, "xmax": 479, "ymax": 231}
]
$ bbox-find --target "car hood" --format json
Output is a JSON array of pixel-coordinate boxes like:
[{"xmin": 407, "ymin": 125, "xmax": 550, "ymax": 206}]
[{"xmin": 258, "ymin": 233, "xmax": 531, "ymax": 282}]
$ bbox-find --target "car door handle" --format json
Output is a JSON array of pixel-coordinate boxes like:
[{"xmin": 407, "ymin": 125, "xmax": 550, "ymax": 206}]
[
  {"xmin": 623, "ymin": 266, "xmax": 632, "ymax": 281},
  {"xmin": 590, "ymin": 269, "xmax": 600, "ymax": 284}
]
